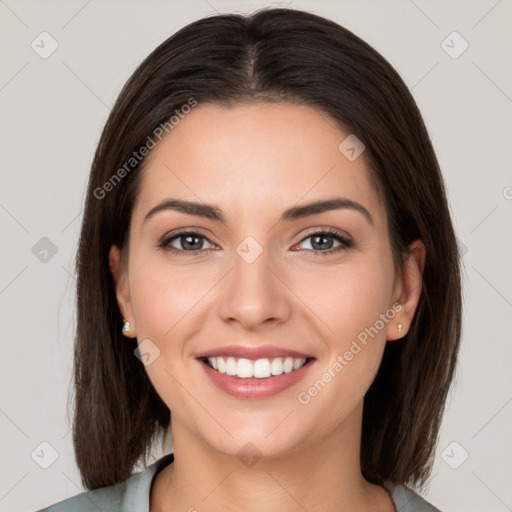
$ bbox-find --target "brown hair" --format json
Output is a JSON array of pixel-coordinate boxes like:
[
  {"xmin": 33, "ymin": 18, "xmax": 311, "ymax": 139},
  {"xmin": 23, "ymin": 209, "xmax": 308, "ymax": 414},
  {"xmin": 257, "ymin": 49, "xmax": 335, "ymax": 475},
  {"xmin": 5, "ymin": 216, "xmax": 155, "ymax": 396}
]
[{"xmin": 73, "ymin": 7, "xmax": 462, "ymax": 491}]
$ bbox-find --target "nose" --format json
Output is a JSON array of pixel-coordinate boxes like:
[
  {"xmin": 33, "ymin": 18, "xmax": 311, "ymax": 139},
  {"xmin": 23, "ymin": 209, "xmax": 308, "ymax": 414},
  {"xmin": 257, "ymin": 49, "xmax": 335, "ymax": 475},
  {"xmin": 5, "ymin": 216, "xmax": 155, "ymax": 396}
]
[{"xmin": 219, "ymin": 241, "xmax": 292, "ymax": 331}]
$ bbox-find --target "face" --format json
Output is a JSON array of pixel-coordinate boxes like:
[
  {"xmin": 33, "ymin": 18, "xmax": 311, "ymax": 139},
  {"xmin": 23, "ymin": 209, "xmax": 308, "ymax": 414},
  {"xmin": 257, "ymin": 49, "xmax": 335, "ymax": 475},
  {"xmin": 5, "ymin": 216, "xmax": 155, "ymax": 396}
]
[{"xmin": 110, "ymin": 102, "xmax": 424, "ymax": 461}]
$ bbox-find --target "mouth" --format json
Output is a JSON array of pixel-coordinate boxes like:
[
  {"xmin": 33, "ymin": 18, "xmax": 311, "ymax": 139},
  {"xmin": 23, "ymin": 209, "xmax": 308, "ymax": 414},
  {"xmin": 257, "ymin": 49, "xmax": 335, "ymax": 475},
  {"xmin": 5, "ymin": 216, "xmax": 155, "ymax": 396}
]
[
  {"xmin": 200, "ymin": 355, "xmax": 312, "ymax": 379},
  {"xmin": 196, "ymin": 349, "xmax": 316, "ymax": 399}
]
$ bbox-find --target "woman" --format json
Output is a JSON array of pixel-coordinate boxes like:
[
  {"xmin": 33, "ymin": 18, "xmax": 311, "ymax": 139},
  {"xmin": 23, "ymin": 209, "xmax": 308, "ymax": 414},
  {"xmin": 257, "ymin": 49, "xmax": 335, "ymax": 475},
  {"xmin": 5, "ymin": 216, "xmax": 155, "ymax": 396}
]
[{"xmin": 36, "ymin": 7, "xmax": 461, "ymax": 512}]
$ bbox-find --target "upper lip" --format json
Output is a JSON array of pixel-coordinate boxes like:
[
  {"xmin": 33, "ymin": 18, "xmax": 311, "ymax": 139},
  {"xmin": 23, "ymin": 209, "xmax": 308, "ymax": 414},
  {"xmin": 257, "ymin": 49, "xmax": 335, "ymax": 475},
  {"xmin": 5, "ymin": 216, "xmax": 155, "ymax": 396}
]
[{"xmin": 195, "ymin": 345, "xmax": 314, "ymax": 361}]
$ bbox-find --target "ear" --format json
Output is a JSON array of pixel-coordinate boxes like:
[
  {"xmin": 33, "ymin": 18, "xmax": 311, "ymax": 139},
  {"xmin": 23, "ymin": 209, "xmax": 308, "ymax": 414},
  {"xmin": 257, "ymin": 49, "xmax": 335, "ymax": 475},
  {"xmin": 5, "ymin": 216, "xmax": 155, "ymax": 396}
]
[
  {"xmin": 387, "ymin": 239, "xmax": 426, "ymax": 341},
  {"xmin": 109, "ymin": 245, "xmax": 136, "ymax": 338}
]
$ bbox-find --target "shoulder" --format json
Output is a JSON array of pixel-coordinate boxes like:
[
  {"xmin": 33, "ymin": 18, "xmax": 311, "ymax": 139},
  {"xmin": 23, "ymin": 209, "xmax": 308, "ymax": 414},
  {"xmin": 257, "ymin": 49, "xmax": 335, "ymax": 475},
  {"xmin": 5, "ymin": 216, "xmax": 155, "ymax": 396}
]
[
  {"xmin": 33, "ymin": 479, "xmax": 127, "ymax": 512},
  {"xmin": 33, "ymin": 454, "xmax": 174, "ymax": 512},
  {"xmin": 385, "ymin": 481, "xmax": 443, "ymax": 512}
]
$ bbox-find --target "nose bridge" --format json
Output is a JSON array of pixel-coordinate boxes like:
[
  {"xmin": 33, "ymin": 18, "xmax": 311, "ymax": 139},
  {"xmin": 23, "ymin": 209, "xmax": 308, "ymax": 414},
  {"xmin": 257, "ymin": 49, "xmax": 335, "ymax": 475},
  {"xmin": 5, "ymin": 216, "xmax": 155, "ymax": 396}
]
[{"xmin": 219, "ymin": 235, "xmax": 290, "ymax": 328}]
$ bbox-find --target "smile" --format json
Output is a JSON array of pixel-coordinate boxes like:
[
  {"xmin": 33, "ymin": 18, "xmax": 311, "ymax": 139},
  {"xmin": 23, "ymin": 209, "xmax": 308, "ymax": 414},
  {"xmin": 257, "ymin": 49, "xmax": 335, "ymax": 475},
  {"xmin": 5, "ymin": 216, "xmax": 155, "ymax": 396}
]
[
  {"xmin": 198, "ymin": 354, "xmax": 315, "ymax": 399},
  {"xmin": 204, "ymin": 356, "xmax": 308, "ymax": 379}
]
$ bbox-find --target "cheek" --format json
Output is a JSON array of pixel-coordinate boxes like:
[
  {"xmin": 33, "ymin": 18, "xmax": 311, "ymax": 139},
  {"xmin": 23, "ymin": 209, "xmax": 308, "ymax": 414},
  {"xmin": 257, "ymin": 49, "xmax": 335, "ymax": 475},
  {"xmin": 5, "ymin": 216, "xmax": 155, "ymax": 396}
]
[
  {"xmin": 126, "ymin": 253, "xmax": 206, "ymax": 411},
  {"xmin": 293, "ymin": 266, "xmax": 394, "ymax": 415},
  {"xmin": 292, "ymin": 256, "xmax": 394, "ymax": 345},
  {"xmin": 128, "ymin": 252, "xmax": 214, "ymax": 342}
]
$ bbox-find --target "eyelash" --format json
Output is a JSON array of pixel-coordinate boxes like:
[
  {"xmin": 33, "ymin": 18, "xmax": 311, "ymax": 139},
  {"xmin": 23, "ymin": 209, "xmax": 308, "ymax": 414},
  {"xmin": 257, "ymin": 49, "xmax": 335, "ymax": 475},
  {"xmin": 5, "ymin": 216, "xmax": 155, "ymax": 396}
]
[{"xmin": 158, "ymin": 228, "xmax": 353, "ymax": 257}]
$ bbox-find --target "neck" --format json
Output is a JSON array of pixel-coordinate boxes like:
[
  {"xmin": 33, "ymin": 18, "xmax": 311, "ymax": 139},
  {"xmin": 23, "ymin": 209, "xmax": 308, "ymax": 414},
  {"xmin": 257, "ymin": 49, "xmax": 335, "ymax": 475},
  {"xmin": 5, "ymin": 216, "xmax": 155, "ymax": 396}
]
[{"xmin": 151, "ymin": 404, "xmax": 394, "ymax": 512}]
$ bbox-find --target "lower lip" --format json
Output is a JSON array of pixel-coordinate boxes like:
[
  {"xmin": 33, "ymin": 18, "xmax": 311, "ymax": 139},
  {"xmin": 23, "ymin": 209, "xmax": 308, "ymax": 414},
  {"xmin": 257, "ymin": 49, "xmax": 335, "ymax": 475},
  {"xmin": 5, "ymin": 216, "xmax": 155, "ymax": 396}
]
[{"xmin": 198, "ymin": 358, "xmax": 315, "ymax": 399}]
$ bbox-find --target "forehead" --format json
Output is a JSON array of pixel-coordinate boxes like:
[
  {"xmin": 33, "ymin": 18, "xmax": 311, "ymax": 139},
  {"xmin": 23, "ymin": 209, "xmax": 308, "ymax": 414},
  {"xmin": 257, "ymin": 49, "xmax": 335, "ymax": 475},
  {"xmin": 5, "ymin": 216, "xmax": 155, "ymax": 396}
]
[{"xmin": 132, "ymin": 102, "xmax": 384, "ymax": 226}]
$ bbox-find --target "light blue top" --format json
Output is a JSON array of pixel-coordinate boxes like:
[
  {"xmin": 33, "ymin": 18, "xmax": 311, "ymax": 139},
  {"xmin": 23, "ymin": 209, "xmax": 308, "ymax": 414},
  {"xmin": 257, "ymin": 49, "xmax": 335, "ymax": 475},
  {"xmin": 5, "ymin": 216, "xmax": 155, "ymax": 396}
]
[{"xmin": 34, "ymin": 453, "xmax": 441, "ymax": 511}]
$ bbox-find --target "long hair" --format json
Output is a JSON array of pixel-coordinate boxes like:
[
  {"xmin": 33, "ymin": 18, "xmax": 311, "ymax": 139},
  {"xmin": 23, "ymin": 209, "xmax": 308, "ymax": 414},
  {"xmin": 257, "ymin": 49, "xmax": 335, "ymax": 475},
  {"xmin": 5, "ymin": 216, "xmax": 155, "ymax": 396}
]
[{"xmin": 73, "ymin": 7, "xmax": 462, "ymax": 490}]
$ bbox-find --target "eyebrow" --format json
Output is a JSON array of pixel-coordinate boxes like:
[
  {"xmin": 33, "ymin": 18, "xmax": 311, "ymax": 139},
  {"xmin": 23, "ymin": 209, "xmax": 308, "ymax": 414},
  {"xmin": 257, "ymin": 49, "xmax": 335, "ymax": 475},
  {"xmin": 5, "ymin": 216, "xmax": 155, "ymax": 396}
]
[{"xmin": 143, "ymin": 196, "xmax": 374, "ymax": 226}]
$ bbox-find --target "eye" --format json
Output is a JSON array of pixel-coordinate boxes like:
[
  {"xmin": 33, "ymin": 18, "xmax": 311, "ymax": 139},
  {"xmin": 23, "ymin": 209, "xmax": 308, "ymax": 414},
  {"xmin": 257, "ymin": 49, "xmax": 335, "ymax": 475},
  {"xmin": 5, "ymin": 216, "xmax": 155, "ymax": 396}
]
[
  {"xmin": 158, "ymin": 228, "xmax": 353, "ymax": 257},
  {"xmin": 293, "ymin": 229, "xmax": 353, "ymax": 256},
  {"xmin": 159, "ymin": 231, "xmax": 215, "ymax": 255}
]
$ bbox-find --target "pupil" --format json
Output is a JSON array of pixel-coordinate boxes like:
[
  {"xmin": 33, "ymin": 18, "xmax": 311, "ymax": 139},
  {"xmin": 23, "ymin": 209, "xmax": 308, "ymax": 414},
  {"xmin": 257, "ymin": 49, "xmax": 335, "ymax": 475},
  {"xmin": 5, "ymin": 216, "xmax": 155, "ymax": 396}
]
[
  {"xmin": 183, "ymin": 235, "xmax": 202, "ymax": 250},
  {"xmin": 312, "ymin": 235, "xmax": 333, "ymax": 250}
]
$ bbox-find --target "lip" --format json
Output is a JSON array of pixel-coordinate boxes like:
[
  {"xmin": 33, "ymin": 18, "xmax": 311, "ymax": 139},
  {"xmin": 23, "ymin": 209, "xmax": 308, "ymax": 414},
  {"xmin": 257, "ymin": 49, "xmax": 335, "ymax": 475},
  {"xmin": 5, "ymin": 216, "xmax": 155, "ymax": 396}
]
[
  {"xmin": 197, "ymin": 353, "xmax": 315, "ymax": 400},
  {"xmin": 195, "ymin": 344, "xmax": 313, "ymax": 360}
]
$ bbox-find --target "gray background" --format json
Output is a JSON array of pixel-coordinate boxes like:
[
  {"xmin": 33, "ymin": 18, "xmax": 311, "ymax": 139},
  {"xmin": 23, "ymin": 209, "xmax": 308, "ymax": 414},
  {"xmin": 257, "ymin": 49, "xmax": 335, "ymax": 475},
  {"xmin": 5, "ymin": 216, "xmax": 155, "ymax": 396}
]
[{"xmin": 1, "ymin": 0, "xmax": 511, "ymax": 511}]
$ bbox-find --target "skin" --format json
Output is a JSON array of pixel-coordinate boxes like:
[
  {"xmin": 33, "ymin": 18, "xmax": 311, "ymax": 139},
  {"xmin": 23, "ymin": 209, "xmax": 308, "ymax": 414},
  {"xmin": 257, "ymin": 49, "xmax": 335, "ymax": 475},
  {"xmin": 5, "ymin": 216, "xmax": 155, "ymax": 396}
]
[{"xmin": 109, "ymin": 102, "xmax": 425, "ymax": 512}]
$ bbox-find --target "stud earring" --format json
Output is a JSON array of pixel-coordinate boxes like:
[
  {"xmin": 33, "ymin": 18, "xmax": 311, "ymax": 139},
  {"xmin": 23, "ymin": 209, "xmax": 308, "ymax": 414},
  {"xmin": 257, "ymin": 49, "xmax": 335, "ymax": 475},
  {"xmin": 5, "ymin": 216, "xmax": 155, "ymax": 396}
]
[
  {"xmin": 122, "ymin": 319, "xmax": 131, "ymax": 336},
  {"xmin": 398, "ymin": 322, "xmax": 403, "ymax": 335}
]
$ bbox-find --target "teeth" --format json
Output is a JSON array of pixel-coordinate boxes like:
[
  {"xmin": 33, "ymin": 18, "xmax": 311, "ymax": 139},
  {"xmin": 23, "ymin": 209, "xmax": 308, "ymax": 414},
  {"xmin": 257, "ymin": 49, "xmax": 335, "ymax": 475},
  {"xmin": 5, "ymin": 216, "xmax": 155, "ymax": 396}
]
[
  {"xmin": 253, "ymin": 358, "xmax": 271, "ymax": 378},
  {"xmin": 226, "ymin": 357, "xmax": 237, "ymax": 376},
  {"xmin": 283, "ymin": 357, "xmax": 294, "ymax": 373},
  {"xmin": 206, "ymin": 356, "xmax": 307, "ymax": 378}
]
